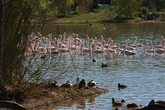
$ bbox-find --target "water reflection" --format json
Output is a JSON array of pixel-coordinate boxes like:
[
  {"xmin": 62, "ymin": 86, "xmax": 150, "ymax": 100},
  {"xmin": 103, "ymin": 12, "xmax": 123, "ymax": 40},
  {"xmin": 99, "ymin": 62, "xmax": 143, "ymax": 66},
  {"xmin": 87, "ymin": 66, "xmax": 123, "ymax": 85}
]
[
  {"xmin": 34, "ymin": 23, "xmax": 165, "ymax": 40},
  {"xmin": 53, "ymin": 96, "xmax": 96, "ymax": 110}
]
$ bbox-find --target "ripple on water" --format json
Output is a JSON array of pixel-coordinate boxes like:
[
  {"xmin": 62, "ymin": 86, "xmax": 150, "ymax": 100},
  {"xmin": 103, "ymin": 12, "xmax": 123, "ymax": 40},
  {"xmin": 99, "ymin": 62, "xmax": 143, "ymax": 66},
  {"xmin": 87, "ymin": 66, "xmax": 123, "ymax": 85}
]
[{"xmin": 41, "ymin": 32, "xmax": 165, "ymax": 110}]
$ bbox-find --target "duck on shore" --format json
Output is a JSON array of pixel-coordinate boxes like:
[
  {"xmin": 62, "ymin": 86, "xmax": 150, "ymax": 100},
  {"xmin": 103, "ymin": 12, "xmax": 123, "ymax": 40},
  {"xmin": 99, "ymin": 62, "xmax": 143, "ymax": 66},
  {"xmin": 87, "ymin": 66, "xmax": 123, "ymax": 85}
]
[
  {"xmin": 61, "ymin": 81, "xmax": 72, "ymax": 88},
  {"xmin": 45, "ymin": 81, "xmax": 58, "ymax": 88},
  {"xmin": 87, "ymin": 80, "xmax": 96, "ymax": 87},
  {"xmin": 78, "ymin": 79, "xmax": 86, "ymax": 89}
]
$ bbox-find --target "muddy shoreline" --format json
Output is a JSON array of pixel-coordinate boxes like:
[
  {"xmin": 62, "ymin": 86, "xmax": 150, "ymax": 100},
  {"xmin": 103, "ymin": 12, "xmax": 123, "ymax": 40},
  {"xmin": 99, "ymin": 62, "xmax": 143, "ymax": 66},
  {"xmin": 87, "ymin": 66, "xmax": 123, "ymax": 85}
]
[{"xmin": 22, "ymin": 86, "xmax": 108, "ymax": 109}]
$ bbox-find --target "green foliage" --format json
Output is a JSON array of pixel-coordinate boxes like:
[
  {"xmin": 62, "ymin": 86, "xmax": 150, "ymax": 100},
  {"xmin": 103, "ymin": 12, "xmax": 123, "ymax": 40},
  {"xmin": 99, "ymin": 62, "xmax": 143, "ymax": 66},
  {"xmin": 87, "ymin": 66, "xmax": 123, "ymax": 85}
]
[
  {"xmin": 140, "ymin": 6, "xmax": 150, "ymax": 14},
  {"xmin": 52, "ymin": 0, "xmax": 75, "ymax": 17},
  {"xmin": 39, "ymin": 0, "xmax": 48, "ymax": 9},
  {"xmin": 1, "ymin": 0, "xmax": 34, "ymax": 85},
  {"xmin": 1, "ymin": 0, "xmax": 165, "ymax": 88},
  {"xmin": 0, "ymin": 0, "xmax": 52, "ymax": 86},
  {"xmin": 141, "ymin": 0, "xmax": 165, "ymax": 11},
  {"xmin": 113, "ymin": 0, "xmax": 142, "ymax": 18},
  {"xmin": 76, "ymin": 0, "xmax": 94, "ymax": 13},
  {"xmin": 154, "ymin": 0, "xmax": 165, "ymax": 11},
  {"xmin": 109, "ymin": 0, "xmax": 165, "ymax": 20}
]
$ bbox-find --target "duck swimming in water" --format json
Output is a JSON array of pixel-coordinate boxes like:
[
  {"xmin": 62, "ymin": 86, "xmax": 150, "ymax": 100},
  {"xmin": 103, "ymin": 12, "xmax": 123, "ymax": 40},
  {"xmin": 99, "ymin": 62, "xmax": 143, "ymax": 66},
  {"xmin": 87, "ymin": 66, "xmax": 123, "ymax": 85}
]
[
  {"xmin": 118, "ymin": 83, "xmax": 127, "ymax": 90},
  {"xmin": 127, "ymin": 103, "xmax": 142, "ymax": 108},
  {"xmin": 101, "ymin": 63, "xmax": 108, "ymax": 68},
  {"xmin": 112, "ymin": 98, "xmax": 125, "ymax": 108},
  {"xmin": 41, "ymin": 54, "xmax": 46, "ymax": 60},
  {"xmin": 92, "ymin": 58, "xmax": 97, "ymax": 62}
]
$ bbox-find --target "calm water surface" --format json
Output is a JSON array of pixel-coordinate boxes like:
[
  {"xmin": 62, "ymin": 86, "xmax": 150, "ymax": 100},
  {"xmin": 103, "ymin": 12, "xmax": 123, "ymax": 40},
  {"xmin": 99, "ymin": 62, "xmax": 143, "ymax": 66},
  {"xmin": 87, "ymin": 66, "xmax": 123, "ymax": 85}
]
[{"xmin": 34, "ymin": 23, "xmax": 165, "ymax": 110}]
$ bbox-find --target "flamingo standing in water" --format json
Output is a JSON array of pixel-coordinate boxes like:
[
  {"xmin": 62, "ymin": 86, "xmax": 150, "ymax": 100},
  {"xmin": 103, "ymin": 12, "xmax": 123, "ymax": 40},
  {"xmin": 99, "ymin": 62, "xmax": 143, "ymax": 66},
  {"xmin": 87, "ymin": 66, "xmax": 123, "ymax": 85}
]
[
  {"xmin": 104, "ymin": 43, "xmax": 120, "ymax": 55},
  {"xmin": 143, "ymin": 42, "xmax": 155, "ymax": 56},
  {"xmin": 57, "ymin": 41, "xmax": 70, "ymax": 53},
  {"xmin": 26, "ymin": 32, "xmax": 165, "ymax": 59},
  {"xmin": 122, "ymin": 46, "xmax": 136, "ymax": 56},
  {"xmin": 80, "ymin": 39, "xmax": 91, "ymax": 55},
  {"xmin": 131, "ymin": 36, "xmax": 144, "ymax": 48},
  {"xmin": 152, "ymin": 40, "xmax": 165, "ymax": 54},
  {"xmin": 144, "ymin": 40, "xmax": 164, "ymax": 56},
  {"xmin": 93, "ymin": 46, "xmax": 105, "ymax": 54},
  {"xmin": 124, "ymin": 39, "xmax": 137, "ymax": 51},
  {"xmin": 90, "ymin": 39, "xmax": 105, "ymax": 54},
  {"xmin": 154, "ymin": 46, "xmax": 165, "ymax": 54}
]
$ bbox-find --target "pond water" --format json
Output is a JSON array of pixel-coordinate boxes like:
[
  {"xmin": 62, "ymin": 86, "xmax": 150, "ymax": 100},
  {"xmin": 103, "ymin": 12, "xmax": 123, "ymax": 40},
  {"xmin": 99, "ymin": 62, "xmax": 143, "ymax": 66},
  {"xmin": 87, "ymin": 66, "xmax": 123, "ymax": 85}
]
[{"xmin": 33, "ymin": 23, "xmax": 165, "ymax": 110}]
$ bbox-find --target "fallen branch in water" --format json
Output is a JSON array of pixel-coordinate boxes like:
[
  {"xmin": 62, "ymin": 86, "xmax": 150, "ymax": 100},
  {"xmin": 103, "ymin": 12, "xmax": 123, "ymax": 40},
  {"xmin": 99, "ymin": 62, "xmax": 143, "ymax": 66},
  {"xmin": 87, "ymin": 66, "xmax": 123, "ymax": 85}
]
[{"xmin": 0, "ymin": 100, "xmax": 26, "ymax": 110}]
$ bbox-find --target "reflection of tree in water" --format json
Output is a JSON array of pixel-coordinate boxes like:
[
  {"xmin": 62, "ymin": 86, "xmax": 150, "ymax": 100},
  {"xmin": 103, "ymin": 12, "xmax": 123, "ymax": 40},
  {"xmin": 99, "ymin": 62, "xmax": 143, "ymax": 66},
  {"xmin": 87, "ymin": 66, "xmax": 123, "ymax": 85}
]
[
  {"xmin": 55, "ymin": 98, "xmax": 86, "ymax": 108},
  {"xmin": 87, "ymin": 96, "xmax": 95, "ymax": 105},
  {"xmin": 76, "ymin": 96, "xmax": 96, "ymax": 109},
  {"xmin": 55, "ymin": 96, "xmax": 97, "ymax": 109},
  {"xmin": 75, "ymin": 95, "xmax": 97, "ymax": 109},
  {"xmin": 75, "ymin": 98, "xmax": 86, "ymax": 109}
]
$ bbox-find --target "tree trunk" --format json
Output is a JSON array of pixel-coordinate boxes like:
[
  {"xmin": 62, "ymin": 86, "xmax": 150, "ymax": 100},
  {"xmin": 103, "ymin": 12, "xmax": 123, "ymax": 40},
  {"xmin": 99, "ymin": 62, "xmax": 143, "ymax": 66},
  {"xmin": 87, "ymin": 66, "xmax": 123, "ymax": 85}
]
[{"xmin": 0, "ymin": 0, "xmax": 4, "ymax": 83}]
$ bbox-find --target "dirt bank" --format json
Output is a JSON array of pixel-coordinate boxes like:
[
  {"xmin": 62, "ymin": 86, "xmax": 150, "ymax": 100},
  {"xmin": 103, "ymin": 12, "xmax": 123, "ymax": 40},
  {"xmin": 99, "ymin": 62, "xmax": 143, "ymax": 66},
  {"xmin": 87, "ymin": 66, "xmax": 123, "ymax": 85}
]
[{"xmin": 22, "ymin": 85, "xmax": 108, "ymax": 110}]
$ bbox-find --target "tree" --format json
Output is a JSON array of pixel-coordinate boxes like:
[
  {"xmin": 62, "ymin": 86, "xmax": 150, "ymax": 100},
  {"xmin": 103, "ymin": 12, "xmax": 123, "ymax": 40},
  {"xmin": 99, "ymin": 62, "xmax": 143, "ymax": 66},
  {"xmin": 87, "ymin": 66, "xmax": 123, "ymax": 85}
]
[
  {"xmin": 0, "ymin": 0, "xmax": 50, "ymax": 86},
  {"xmin": 76, "ymin": 0, "xmax": 94, "ymax": 13},
  {"xmin": 0, "ymin": 1, "xmax": 3, "ymax": 82},
  {"xmin": 147, "ymin": 0, "xmax": 165, "ymax": 11},
  {"xmin": 113, "ymin": 0, "xmax": 142, "ymax": 18},
  {"xmin": 53, "ymin": 0, "xmax": 75, "ymax": 17}
]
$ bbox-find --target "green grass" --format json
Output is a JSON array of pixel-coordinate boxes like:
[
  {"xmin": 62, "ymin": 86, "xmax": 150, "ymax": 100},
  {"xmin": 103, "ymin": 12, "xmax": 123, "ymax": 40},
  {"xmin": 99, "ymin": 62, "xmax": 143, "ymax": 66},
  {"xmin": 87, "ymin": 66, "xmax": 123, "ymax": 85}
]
[
  {"xmin": 49, "ymin": 10, "xmax": 165, "ymax": 24},
  {"xmin": 52, "ymin": 10, "xmax": 116, "ymax": 24}
]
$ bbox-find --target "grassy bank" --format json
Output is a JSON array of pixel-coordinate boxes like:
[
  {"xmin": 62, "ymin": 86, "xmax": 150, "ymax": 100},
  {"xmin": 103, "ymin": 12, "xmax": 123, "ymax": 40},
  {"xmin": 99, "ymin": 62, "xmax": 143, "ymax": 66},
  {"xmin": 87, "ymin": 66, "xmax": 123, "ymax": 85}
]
[
  {"xmin": 48, "ymin": 10, "xmax": 165, "ymax": 24},
  {"xmin": 49, "ymin": 10, "xmax": 117, "ymax": 24}
]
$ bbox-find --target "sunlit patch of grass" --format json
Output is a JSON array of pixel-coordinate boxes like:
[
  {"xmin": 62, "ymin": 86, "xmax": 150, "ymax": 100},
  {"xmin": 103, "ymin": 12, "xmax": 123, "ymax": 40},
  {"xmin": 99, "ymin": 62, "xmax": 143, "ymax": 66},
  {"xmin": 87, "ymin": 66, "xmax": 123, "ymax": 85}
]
[{"xmin": 52, "ymin": 10, "xmax": 116, "ymax": 24}]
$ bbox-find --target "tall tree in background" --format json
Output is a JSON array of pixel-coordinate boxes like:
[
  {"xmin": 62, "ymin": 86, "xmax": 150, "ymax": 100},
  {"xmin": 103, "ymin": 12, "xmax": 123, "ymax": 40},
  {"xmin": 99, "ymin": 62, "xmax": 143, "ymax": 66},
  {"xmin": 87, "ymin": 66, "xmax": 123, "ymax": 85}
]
[
  {"xmin": 53, "ymin": 0, "xmax": 75, "ymax": 17},
  {"xmin": 114, "ymin": 0, "xmax": 142, "ymax": 18},
  {"xmin": 76, "ymin": 0, "xmax": 94, "ymax": 13},
  {"xmin": 147, "ymin": 0, "xmax": 165, "ymax": 11}
]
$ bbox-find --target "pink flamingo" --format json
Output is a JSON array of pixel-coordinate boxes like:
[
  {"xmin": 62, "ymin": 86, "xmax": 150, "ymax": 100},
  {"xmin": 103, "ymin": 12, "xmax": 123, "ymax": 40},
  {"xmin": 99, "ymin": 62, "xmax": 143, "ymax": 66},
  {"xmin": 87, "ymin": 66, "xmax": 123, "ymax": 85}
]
[
  {"xmin": 93, "ymin": 47, "xmax": 105, "ymax": 54},
  {"xmin": 154, "ymin": 45, "xmax": 165, "ymax": 54},
  {"xmin": 124, "ymin": 39, "xmax": 137, "ymax": 51},
  {"xmin": 105, "ymin": 48, "xmax": 117, "ymax": 53},
  {"xmin": 90, "ymin": 41, "xmax": 105, "ymax": 54},
  {"xmin": 143, "ymin": 46, "xmax": 155, "ymax": 56},
  {"xmin": 122, "ymin": 46, "xmax": 136, "ymax": 56}
]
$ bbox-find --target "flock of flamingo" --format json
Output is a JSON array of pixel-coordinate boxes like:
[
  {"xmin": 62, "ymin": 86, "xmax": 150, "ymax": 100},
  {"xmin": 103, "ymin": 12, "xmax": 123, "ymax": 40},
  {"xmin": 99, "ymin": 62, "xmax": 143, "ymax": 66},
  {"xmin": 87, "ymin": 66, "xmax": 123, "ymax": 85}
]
[
  {"xmin": 26, "ymin": 32, "xmax": 165, "ymax": 110},
  {"xmin": 26, "ymin": 32, "xmax": 165, "ymax": 58}
]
